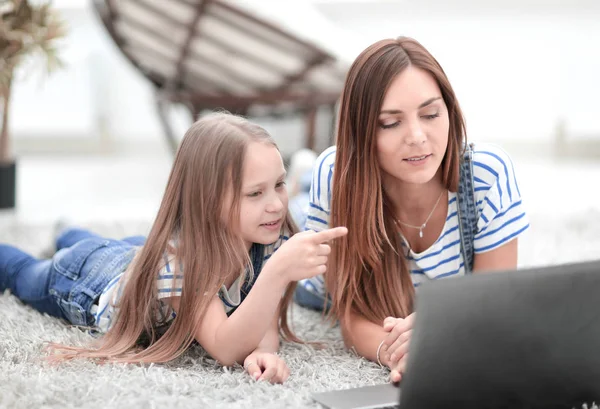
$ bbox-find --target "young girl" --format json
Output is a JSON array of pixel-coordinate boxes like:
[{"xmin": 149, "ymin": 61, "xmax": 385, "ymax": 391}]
[
  {"xmin": 0, "ymin": 112, "xmax": 347, "ymax": 384},
  {"xmin": 294, "ymin": 37, "xmax": 530, "ymax": 382}
]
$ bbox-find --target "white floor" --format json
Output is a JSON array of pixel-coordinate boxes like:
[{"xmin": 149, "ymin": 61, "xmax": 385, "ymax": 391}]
[
  {"xmin": 2, "ymin": 151, "xmax": 600, "ymax": 222},
  {"xmin": 0, "ymin": 153, "xmax": 173, "ymax": 224}
]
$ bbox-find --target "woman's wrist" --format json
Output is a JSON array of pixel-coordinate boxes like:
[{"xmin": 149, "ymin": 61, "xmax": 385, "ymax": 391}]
[{"xmin": 376, "ymin": 339, "xmax": 387, "ymax": 367}]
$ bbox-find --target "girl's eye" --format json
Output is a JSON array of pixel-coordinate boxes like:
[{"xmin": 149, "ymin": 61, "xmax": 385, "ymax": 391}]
[
  {"xmin": 276, "ymin": 181, "xmax": 286, "ymax": 189},
  {"xmin": 379, "ymin": 121, "xmax": 400, "ymax": 130},
  {"xmin": 247, "ymin": 191, "xmax": 261, "ymax": 198},
  {"xmin": 423, "ymin": 112, "xmax": 440, "ymax": 120}
]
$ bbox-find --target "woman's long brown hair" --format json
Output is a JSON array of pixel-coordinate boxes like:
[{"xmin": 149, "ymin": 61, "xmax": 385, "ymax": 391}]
[
  {"xmin": 48, "ymin": 112, "xmax": 300, "ymax": 363},
  {"xmin": 328, "ymin": 37, "xmax": 467, "ymax": 325}
]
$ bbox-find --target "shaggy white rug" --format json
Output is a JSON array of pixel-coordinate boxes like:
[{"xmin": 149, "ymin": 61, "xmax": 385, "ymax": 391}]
[{"xmin": 1, "ymin": 214, "xmax": 599, "ymax": 409}]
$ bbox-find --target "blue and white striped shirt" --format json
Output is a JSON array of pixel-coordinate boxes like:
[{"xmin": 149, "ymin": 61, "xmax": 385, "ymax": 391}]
[
  {"xmin": 300, "ymin": 143, "xmax": 530, "ymax": 294},
  {"xmin": 93, "ymin": 232, "xmax": 290, "ymax": 333}
]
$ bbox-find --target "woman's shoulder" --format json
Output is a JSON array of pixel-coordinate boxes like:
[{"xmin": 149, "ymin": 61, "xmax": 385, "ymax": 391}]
[
  {"xmin": 467, "ymin": 143, "xmax": 530, "ymax": 251},
  {"xmin": 470, "ymin": 142, "xmax": 519, "ymax": 188},
  {"xmin": 308, "ymin": 146, "xmax": 337, "ymax": 211},
  {"xmin": 469, "ymin": 142, "xmax": 525, "ymax": 221},
  {"xmin": 315, "ymin": 146, "xmax": 337, "ymax": 170}
]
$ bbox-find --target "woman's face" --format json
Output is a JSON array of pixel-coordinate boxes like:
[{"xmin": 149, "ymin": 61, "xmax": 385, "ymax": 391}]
[{"xmin": 376, "ymin": 66, "xmax": 450, "ymax": 187}]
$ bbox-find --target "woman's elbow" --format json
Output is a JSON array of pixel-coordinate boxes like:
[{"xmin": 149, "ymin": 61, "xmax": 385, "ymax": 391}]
[{"xmin": 339, "ymin": 320, "xmax": 355, "ymax": 349}]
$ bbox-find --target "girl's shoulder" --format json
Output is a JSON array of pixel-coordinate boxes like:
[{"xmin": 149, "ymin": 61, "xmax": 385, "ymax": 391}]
[{"xmin": 263, "ymin": 227, "xmax": 291, "ymax": 255}]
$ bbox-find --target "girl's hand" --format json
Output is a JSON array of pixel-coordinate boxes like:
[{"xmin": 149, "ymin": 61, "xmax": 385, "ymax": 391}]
[
  {"xmin": 243, "ymin": 351, "xmax": 290, "ymax": 384},
  {"xmin": 267, "ymin": 227, "xmax": 348, "ymax": 282},
  {"xmin": 382, "ymin": 313, "xmax": 414, "ymax": 366}
]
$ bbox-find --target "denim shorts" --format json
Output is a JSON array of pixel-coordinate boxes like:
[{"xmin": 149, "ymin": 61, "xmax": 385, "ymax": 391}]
[{"xmin": 49, "ymin": 237, "xmax": 136, "ymax": 326}]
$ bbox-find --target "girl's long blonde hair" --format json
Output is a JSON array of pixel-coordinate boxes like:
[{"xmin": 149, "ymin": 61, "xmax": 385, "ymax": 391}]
[
  {"xmin": 49, "ymin": 112, "xmax": 299, "ymax": 363},
  {"xmin": 328, "ymin": 37, "xmax": 467, "ymax": 325}
]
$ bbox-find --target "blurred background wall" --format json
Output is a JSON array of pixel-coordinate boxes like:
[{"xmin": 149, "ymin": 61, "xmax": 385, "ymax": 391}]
[
  {"xmin": 3, "ymin": 0, "xmax": 600, "ymax": 255},
  {"xmin": 10, "ymin": 0, "xmax": 600, "ymax": 157}
]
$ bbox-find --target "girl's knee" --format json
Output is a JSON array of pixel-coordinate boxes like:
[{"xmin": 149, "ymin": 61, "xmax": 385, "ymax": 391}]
[
  {"xmin": 0, "ymin": 244, "xmax": 30, "ymax": 266},
  {"xmin": 122, "ymin": 235, "xmax": 146, "ymax": 246},
  {"xmin": 56, "ymin": 227, "xmax": 83, "ymax": 242},
  {"xmin": 0, "ymin": 244, "xmax": 13, "ymax": 276},
  {"xmin": 0, "ymin": 244, "xmax": 35, "ymax": 290},
  {"xmin": 55, "ymin": 228, "xmax": 97, "ymax": 250}
]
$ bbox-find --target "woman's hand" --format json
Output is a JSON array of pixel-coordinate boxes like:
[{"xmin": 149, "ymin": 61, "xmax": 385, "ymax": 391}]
[
  {"xmin": 243, "ymin": 351, "xmax": 290, "ymax": 384},
  {"xmin": 381, "ymin": 313, "xmax": 414, "ymax": 370},
  {"xmin": 389, "ymin": 351, "xmax": 410, "ymax": 383}
]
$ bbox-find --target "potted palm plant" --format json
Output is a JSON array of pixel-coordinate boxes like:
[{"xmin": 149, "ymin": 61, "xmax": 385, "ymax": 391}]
[{"xmin": 0, "ymin": 0, "xmax": 65, "ymax": 209}]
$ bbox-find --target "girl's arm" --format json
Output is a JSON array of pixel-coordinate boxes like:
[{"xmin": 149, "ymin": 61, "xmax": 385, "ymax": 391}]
[
  {"xmin": 242, "ymin": 310, "xmax": 290, "ymax": 383},
  {"xmin": 169, "ymin": 227, "xmax": 348, "ymax": 366},
  {"xmin": 253, "ymin": 312, "xmax": 280, "ymax": 353},
  {"xmin": 167, "ymin": 262, "xmax": 288, "ymax": 366}
]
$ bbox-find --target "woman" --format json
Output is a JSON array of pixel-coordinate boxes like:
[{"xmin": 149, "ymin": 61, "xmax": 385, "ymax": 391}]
[{"xmin": 295, "ymin": 37, "xmax": 530, "ymax": 382}]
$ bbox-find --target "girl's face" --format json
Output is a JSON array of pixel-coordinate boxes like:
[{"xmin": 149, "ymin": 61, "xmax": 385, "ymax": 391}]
[
  {"xmin": 226, "ymin": 141, "xmax": 288, "ymax": 249},
  {"xmin": 376, "ymin": 66, "xmax": 450, "ymax": 187}
]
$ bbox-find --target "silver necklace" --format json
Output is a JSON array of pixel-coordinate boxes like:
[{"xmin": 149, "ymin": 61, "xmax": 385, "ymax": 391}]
[{"xmin": 395, "ymin": 189, "xmax": 446, "ymax": 238}]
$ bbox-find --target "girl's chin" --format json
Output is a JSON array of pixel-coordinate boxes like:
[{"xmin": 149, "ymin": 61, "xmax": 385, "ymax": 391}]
[{"xmin": 251, "ymin": 231, "xmax": 281, "ymax": 245}]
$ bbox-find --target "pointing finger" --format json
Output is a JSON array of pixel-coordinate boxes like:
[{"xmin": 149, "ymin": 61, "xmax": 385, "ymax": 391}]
[{"xmin": 311, "ymin": 227, "xmax": 348, "ymax": 243}]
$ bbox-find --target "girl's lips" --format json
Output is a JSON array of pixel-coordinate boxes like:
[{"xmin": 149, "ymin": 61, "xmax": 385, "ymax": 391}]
[{"xmin": 261, "ymin": 219, "xmax": 282, "ymax": 230}]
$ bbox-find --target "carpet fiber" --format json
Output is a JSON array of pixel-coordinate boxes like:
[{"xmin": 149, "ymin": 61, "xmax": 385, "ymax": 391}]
[{"xmin": 1, "ymin": 215, "xmax": 599, "ymax": 409}]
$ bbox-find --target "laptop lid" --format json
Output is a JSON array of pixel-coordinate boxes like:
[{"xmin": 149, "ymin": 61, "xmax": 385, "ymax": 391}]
[
  {"xmin": 399, "ymin": 260, "xmax": 600, "ymax": 409},
  {"xmin": 312, "ymin": 382, "xmax": 400, "ymax": 409}
]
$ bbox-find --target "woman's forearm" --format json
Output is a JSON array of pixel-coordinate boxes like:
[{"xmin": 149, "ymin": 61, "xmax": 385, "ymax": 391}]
[{"xmin": 341, "ymin": 312, "xmax": 391, "ymax": 366}]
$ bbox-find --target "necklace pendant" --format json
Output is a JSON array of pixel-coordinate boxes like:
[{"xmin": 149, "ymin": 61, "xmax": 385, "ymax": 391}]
[{"xmin": 419, "ymin": 229, "xmax": 424, "ymax": 238}]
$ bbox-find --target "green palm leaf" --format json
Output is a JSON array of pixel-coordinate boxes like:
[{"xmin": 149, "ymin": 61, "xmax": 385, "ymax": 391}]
[{"xmin": 0, "ymin": 0, "xmax": 67, "ymax": 160}]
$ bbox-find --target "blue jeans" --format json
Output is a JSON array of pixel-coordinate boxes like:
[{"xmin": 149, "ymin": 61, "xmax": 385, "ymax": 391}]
[
  {"xmin": 294, "ymin": 283, "xmax": 331, "ymax": 312},
  {"xmin": 0, "ymin": 228, "xmax": 145, "ymax": 326}
]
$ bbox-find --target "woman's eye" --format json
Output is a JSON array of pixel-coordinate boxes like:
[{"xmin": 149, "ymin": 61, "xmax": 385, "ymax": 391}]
[
  {"xmin": 379, "ymin": 121, "xmax": 400, "ymax": 129},
  {"xmin": 423, "ymin": 112, "xmax": 440, "ymax": 120}
]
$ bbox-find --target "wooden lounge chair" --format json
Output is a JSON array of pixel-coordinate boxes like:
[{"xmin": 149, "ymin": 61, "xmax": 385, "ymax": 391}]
[{"xmin": 92, "ymin": 0, "xmax": 348, "ymax": 153}]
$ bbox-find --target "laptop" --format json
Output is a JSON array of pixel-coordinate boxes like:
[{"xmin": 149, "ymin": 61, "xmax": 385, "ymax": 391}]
[
  {"xmin": 312, "ymin": 259, "xmax": 600, "ymax": 409},
  {"xmin": 312, "ymin": 382, "xmax": 400, "ymax": 409}
]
